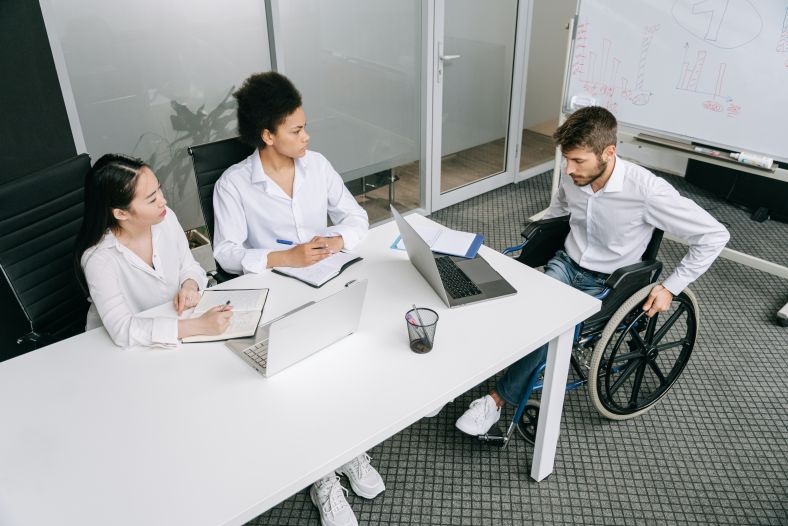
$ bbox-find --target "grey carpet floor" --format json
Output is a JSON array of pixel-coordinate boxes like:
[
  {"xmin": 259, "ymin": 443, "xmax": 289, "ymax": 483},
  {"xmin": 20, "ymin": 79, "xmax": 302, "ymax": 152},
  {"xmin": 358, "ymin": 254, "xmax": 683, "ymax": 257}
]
[{"xmin": 248, "ymin": 170, "xmax": 788, "ymax": 525}]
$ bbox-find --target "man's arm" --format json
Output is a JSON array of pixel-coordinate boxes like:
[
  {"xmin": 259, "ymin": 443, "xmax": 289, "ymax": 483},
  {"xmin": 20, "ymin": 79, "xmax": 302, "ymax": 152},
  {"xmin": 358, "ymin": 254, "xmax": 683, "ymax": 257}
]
[{"xmin": 643, "ymin": 179, "xmax": 729, "ymax": 313}]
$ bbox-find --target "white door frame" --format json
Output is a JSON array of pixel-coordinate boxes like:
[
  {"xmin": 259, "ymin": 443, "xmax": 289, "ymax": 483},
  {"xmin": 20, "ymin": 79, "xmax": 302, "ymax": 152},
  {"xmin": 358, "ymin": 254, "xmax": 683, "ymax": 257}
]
[{"xmin": 425, "ymin": 0, "xmax": 532, "ymax": 213}]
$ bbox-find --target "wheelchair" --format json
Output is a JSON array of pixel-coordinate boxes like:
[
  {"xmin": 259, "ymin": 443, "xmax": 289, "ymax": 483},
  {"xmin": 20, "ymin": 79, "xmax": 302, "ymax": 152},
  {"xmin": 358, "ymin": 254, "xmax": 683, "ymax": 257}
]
[{"xmin": 479, "ymin": 216, "xmax": 699, "ymax": 448}]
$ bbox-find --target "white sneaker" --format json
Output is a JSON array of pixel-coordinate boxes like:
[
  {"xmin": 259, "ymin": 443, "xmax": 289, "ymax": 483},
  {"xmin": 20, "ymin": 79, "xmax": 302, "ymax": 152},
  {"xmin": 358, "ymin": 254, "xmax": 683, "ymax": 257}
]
[
  {"xmin": 455, "ymin": 394, "xmax": 501, "ymax": 435},
  {"xmin": 310, "ymin": 475, "xmax": 358, "ymax": 526},
  {"xmin": 336, "ymin": 453, "xmax": 385, "ymax": 499}
]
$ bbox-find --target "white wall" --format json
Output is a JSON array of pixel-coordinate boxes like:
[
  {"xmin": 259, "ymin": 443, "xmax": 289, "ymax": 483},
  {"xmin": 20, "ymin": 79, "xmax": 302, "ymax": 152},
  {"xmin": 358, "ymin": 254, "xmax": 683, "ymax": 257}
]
[{"xmin": 523, "ymin": 0, "xmax": 577, "ymax": 130}]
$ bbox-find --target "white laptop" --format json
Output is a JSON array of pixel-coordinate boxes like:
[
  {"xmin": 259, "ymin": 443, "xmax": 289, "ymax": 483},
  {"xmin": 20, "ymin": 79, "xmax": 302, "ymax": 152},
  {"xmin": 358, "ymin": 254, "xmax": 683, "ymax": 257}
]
[{"xmin": 226, "ymin": 279, "xmax": 367, "ymax": 377}]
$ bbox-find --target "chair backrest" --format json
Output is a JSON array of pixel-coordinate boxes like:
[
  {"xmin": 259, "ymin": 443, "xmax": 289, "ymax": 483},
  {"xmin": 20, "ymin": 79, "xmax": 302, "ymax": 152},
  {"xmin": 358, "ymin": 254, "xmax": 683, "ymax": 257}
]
[
  {"xmin": 517, "ymin": 215, "xmax": 664, "ymax": 266},
  {"xmin": 187, "ymin": 137, "xmax": 254, "ymax": 241},
  {"xmin": 515, "ymin": 215, "xmax": 571, "ymax": 268},
  {"xmin": 0, "ymin": 154, "xmax": 91, "ymax": 348}
]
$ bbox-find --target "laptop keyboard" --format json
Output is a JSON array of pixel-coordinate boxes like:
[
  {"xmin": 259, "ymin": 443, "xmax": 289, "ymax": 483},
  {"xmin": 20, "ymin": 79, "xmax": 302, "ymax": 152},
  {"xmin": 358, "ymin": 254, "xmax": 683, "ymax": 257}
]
[
  {"xmin": 435, "ymin": 256, "xmax": 482, "ymax": 299},
  {"xmin": 243, "ymin": 339, "xmax": 269, "ymax": 369}
]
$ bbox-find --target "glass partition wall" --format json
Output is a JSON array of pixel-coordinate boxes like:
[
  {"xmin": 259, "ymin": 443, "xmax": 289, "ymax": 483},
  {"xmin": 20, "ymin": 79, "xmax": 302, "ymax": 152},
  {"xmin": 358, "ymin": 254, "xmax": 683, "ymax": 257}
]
[
  {"xmin": 44, "ymin": 0, "xmax": 536, "ymax": 227},
  {"xmin": 274, "ymin": 0, "xmax": 423, "ymax": 225},
  {"xmin": 42, "ymin": 0, "xmax": 272, "ymax": 230}
]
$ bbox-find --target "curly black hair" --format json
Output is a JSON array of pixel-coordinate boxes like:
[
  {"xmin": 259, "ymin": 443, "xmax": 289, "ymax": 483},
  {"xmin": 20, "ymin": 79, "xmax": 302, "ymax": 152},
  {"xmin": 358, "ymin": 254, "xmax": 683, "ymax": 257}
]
[{"xmin": 234, "ymin": 71, "xmax": 303, "ymax": 149}]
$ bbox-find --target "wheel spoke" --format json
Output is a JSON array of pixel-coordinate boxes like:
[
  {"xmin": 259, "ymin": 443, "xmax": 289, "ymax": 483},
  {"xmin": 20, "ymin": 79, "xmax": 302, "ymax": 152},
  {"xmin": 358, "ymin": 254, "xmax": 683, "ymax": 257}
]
[
  {"xmin": 654, "ymin": 338, "xmax": 688, "ymax": 353},
  {"xmin": 643, "ymin": 312, "xmax": 659, "ymax": 343},
  {"xmin": 608, "ymin": 349, "xmax": 645, "ymax": 363},
  {"xmin": 651, "ymin": 304, "xmax": 686, "ymax": 346},
  {"xmin": 607, "ymin": 358, "xmax": 641, "ymax": 396},
  {"xmin": 646, "ymin": 357, "xmax": 666, "ymax": 384},
  {"xmin": 629, "ymin": 328, "xmax": 649, "ymax": 352},
  {"xmin": 628, "ymin": 360, "xmax": 648, "ymax": 406}
]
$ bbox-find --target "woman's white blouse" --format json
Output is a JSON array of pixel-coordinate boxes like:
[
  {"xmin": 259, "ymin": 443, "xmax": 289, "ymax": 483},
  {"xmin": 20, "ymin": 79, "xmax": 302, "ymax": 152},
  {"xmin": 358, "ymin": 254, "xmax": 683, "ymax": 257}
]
[
  {"xmin": 82, "ymin": 207, "xmax": 208, "ymax": 348},
  {"xmin": 212, "ymin": 150, "xmax": 369, "ymax": 274}
]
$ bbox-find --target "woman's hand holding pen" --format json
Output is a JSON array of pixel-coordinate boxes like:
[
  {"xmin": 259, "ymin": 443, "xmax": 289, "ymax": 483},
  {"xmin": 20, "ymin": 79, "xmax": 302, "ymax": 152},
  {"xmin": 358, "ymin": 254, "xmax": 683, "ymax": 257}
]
[
  {"xmin": 177, "ymin": 303, "xmax": 233, "ymax": 339},
  {"xmin": 197, "ymin": 304, "xmax": 233, "ymax": 335},
  {"xmin": 312, "ymin": 235, "xmax": 344, "ymax": 254},
  {"xmin": 267, "ymin": 236, "xmax": 339, "ymax": 268}
]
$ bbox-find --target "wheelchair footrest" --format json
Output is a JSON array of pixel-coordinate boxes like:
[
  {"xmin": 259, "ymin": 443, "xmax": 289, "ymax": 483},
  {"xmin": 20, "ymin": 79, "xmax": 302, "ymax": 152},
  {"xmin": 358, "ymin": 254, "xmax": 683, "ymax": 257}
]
[{"xmin": 476, "ymin": 422, "xmax": 508, "ymax": 447}]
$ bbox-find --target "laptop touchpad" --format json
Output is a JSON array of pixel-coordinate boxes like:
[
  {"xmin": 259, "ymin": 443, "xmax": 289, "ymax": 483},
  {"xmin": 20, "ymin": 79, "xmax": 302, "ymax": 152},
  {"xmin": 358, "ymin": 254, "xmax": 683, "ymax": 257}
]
[{"xmin": 458, "ymin": 258, "xmax": 501, "ymax": 283}]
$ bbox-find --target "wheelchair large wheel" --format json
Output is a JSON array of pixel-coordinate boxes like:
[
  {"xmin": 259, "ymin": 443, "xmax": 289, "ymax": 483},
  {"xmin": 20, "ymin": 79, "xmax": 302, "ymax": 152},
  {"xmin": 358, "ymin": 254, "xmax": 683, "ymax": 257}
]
[{"xmin": 589, "ymin": 285, "xmax": 699, "ymax": 420}]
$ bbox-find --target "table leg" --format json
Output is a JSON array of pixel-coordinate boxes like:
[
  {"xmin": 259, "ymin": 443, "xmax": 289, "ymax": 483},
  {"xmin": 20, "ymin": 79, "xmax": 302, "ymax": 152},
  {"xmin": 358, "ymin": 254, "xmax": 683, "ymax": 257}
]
[{"xmin": 530, "ymin": 326, "xmax": 574, "ymax": 481}]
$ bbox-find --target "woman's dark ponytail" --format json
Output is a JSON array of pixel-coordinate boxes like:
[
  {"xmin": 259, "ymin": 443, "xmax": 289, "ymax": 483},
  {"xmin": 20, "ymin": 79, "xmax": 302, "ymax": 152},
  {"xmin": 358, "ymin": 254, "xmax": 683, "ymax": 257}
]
[{"xmin": 73, "ymin": 154, "xmax": 148, "ymax": 295}]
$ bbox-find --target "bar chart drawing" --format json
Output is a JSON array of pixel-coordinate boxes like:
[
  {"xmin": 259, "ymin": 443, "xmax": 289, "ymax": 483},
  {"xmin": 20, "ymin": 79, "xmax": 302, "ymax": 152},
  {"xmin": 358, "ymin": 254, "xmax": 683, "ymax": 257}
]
[
  {"xmin": 573, "ymin": 23, "xmax": 658, "ymax": 109},
  {"xmin": 675, "ymin": 43, "xmax": 732, "ymax": 102}
]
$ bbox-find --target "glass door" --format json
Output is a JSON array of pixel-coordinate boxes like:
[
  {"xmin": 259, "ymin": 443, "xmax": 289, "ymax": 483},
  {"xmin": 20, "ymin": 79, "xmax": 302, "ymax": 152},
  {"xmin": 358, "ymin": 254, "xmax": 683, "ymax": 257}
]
[{"xmin": 430, "ymin": 0, "xmax": 522, "ymax": 211}]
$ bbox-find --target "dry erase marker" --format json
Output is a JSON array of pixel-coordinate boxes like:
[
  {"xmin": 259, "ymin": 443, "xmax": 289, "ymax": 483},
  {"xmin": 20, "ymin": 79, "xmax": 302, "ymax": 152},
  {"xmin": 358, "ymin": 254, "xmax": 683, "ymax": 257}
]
[
  {"xmin": 730, "ymin": 152, "xmax": 773, "ymax": 169},
  {"xmin": 220, "ymin": 300, "xmax": 231, "ymax": 311},
  {"xmin": 693, "ymin": 146, "xmax": 723, "ymax": 157},
  {"xmin": 276, "ymin": 239, "xmax": 294, "ymax": 245}
]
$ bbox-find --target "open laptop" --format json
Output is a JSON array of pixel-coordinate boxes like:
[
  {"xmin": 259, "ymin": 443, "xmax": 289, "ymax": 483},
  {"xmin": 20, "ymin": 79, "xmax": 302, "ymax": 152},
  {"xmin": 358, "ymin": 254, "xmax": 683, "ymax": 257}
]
[
  {"xmin": 226, "ymin": 279, "xmax": 367, "ymax": 377},
  {"xmin": 391, "ymin": 206, "xmax": 516, "ymax": 308}
]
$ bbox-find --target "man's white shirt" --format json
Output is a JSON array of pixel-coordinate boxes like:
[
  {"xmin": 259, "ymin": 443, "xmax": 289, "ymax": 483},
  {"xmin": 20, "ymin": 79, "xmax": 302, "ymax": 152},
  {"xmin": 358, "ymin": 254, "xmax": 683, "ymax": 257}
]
[
  {"xmin": 212, "ymin": 150, "xmax": 369, "ymax": 274},
  {"xmin": 543, "ymin": 156, "xmax": 729, "ymax": 294}
]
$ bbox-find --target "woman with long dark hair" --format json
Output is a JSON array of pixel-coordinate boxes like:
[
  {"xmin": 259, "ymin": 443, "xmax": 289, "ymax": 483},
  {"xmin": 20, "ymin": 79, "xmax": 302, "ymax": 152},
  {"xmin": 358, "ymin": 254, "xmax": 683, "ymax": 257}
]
[{"xmin": 74, "ymin": 153, "xmax": 232, "ymax": 348}]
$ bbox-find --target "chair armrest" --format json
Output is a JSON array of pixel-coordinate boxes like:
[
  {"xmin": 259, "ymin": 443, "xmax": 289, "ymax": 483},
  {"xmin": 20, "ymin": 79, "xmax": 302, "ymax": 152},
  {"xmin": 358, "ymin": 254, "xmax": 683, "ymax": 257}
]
[
  {"xmin": 16, "ymin": 331, "xmax": 43, "ymax": 345},
  {"xmin": 514, "ymin": 215, "xmax": 570, "ymax": 268},
  {"xmin": 581, "ymin": 260, "xmax": 664, "ymax": 332},
  {"xmin": 211, "ymin": 267, "xmax": 239, "ymax": 284},
  {"xmin": 604, "ymin": 260, "xmax": 663, "ymax": 290},
  {"xmin": 520, "ymin": 215, "xmax": 570, "ymax": 240}
]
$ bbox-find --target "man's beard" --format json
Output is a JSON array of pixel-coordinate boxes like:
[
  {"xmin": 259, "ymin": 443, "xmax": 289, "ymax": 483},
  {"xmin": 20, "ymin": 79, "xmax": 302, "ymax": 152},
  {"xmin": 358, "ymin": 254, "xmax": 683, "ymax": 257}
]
[{"xmin": 570, "ymin": 157, "xmax": 607, "ymax": 186}]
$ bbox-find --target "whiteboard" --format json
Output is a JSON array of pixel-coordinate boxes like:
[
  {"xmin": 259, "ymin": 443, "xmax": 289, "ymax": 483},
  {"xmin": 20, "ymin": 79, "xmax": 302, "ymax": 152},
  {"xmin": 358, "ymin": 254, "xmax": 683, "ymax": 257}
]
[{"xmin": 563, "ymin": 0, "xmax": 788, "ymax": 162}]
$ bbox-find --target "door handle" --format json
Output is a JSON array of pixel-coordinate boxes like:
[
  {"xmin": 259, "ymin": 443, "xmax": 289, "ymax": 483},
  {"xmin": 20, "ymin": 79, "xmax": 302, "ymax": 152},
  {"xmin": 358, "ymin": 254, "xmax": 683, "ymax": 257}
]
[{"xmin": 436, "ymin": 42, "xmax": 461, "ymax": 83}]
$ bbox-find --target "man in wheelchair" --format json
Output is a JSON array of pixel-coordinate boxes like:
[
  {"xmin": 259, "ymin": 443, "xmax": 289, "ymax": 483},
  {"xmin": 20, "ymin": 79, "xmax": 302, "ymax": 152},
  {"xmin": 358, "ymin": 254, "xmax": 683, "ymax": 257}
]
[{"xmin": 455, "ymin": 106, "xmax": 730, "ymax": 436}]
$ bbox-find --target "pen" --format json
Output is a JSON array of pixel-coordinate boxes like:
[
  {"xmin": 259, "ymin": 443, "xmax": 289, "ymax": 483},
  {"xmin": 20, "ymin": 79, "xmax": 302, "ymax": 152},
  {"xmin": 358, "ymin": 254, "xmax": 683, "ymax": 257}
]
[
  {"xmin": 412, "ymin": 304, "xmax": 432, "ymax": 348},
  {"xmin": 693, "ymin": 146, "xmax": 723, "ymax": 157},
  {"xmin": 220, "ymin": 300, "xmax": 231, "ymax": 311},
  {"xmin": 276, "ymin": 239, "xmax": 294, "ymax": 245}
]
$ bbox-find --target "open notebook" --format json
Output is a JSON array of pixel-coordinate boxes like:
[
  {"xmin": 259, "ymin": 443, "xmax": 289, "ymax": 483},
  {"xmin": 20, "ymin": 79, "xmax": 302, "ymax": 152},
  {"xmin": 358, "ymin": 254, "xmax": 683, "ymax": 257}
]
[
  {"xmin": 272, "ymin": 252, "xmax": 362, "ymax": 288},
  {"xmin": 392, "ymin": 222, "xmax": 483, "ymax": 259},
  {"xmin": 181, "ymin": 288, "xmax": 269, "ymax": 343}
]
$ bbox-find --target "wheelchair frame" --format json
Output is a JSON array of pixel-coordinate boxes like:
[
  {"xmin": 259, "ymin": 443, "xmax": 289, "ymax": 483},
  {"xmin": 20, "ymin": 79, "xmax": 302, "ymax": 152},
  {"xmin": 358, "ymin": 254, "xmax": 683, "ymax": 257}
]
[{"xmin": 478, "ymin": 216, "xmax": 699, "ymax": 449}]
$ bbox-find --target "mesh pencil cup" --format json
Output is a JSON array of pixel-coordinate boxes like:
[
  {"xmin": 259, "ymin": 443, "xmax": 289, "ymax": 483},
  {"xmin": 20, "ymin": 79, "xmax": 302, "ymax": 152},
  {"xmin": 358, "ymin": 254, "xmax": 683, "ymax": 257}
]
[{"xmin": 405, "ymin": 307, "xmax": 439, "ymax": 353}]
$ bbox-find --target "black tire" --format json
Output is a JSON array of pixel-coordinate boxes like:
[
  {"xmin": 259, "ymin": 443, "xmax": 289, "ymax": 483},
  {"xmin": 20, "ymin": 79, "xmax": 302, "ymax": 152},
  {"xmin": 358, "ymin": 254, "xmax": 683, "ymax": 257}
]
[
  {"xmin": 517, "ymin": 400, "xmax": 541, "ymax": 444},
  {"xmin": 589, "ymin": 285, "xmax": 699, "ymax": 420}
]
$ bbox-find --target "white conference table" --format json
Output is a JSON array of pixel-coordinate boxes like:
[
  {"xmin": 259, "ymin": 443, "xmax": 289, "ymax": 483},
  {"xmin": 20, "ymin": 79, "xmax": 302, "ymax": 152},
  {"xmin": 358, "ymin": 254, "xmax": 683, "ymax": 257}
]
[{"xmin": 0, "ymin": 214, "xmax": 600, "ymax": 526}]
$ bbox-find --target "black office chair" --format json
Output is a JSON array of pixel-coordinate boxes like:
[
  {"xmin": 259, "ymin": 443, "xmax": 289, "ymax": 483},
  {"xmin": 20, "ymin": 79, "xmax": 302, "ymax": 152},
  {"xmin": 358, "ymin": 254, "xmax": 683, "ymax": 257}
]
[
  {"xmin": 188, "ymin": 137, "xmax": 254, "ymax": 282},
  {"xmin": 0, "ymin": 154, "xmax": 91, "ymax": 356}
]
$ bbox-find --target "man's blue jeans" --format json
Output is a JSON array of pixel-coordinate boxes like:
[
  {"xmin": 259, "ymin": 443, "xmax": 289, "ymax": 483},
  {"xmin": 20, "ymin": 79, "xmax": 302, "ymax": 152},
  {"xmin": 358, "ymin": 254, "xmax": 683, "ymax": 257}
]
[{"xmin": 495, "ymin": 250, "xmax": 609, "ymax": 406}]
